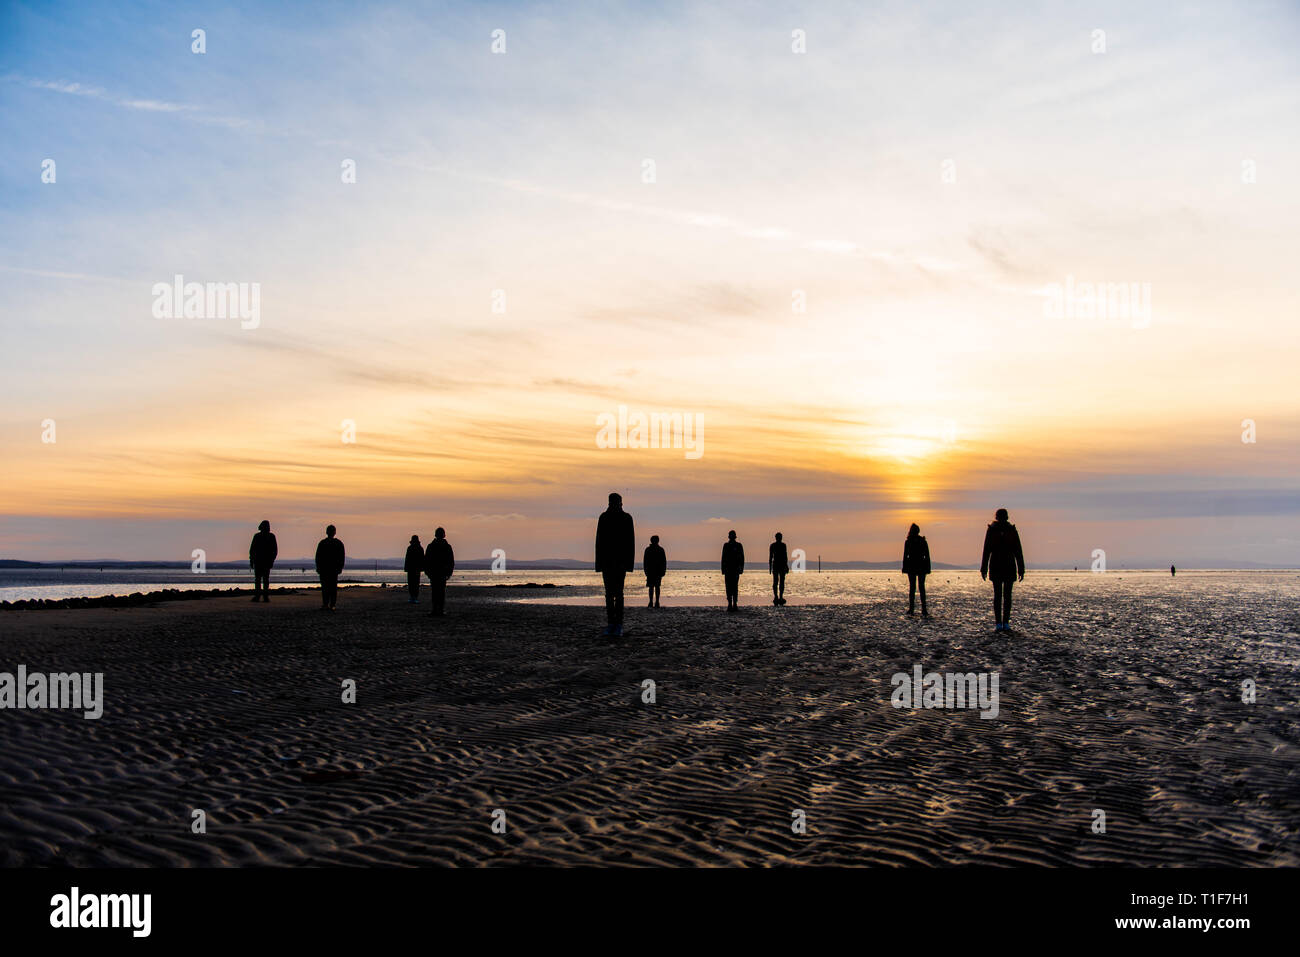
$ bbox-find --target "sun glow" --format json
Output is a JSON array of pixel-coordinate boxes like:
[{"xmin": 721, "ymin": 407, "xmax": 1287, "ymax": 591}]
[{"xmin": 869, "ymin": 434, "xmax": 943, "ymax": 462}]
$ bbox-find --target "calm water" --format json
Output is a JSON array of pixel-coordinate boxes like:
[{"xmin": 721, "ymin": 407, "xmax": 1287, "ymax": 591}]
[
  {"xmin": 504, "ymin": 568, "xmax": 1300, "ymax": 609},
  {"xmin": 3, "ymin": 566, "xmax": 1297, "ymax": 605}
]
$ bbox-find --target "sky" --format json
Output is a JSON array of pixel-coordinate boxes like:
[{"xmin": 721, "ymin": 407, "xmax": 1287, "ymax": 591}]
[{"xmin": 1, "ymin": 0, "xmax": 1298, "ymax": 566}]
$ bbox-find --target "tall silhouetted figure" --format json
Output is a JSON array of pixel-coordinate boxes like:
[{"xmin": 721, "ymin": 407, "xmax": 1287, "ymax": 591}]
[
  {"xmin": 424, "ymin": 527, "xmax": 455, "ymax": 616},
  {"xmin": 404, "ymin": 535, "xmax": 423, "ymax": 604},
  {"xmin": 980, "ymin": 508, "xmax": 1024, "ymax": 631},
  {"xmin": 769, "ymin": 532, "xmax": 789, "ymax": 606},
  {"xmin": 595, "ymin": 492, "xmax": 635, "ymax": 637},
  {"xmin": 902, "ymin": 523, "xmax": 931, "ymax": 617},
  {"xmin": 248, "ymin": 519, "xmax": 277, "ymax": 602},
  {"xmin": 315, "ymin": 524, "xmax": 345, "ymax": 611},
  {"xmin": 1171, "ymin": 564, "xmax": 1176, "ymax": 577},
  {"xmin": 721, "ymin": 530, "xmax": 745, "ymax": 611},
  {"xmin": 644, "ymin": 534, "xmax": 666, "ymax": 608}
]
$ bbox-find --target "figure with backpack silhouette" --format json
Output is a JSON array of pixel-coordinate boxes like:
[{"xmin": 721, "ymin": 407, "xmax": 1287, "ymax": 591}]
[
  {"xmin": 902, "ymin": 523, "xmax": 930, "ymax": 617},
  {"xmin": 424, "ymin": 527, "xmax": 455, "ymax": 616},
  {"xmin": 404, "ymin": 535, "xmax": 423, "ymax": 603},
  {"xmin": 314, "ymin": 525, "xmax": 345, "ymax": 611},
  {"xmin": 248, "ymin": 519, "xmax": 277, "ymax": 602}
]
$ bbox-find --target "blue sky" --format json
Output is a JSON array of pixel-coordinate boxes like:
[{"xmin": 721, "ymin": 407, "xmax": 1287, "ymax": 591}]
[{"xmin": 2, "ymin": 0, "xmax": 1298, "ymax": 565}]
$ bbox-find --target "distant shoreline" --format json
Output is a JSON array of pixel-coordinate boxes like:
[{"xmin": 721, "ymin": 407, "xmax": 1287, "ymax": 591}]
[{"xmin": 3, "ymin": 559, "xmax": 1297, "ymax": 571}]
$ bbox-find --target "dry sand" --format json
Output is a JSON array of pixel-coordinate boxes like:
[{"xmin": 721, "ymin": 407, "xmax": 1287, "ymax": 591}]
[{"xmin": 0, "ymin": 583, "xmax": 1295, "ymax": 866}]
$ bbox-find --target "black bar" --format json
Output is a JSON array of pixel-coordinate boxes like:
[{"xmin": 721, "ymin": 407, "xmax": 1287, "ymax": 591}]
[{"xmin": 0, "ymin": 867, "xmax": 1285, "ymax": 945}]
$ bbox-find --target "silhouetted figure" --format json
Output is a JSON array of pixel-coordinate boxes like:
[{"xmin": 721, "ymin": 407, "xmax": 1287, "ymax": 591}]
[
  {"xmin": 248, "ymin": 519, "xmax": 277, "ymax": 602},
  {"xmin": 424, "ymin": 527, "xmax": 455, "ymax": 616},
  {"xmin": 769, "ymin": 532, "xmax": 789, "ymax": 605},
  {"xmin": 721, "ymin": 530, "xmax": 745, "ymax": 611},
  {"xmin": 980, "ymin": 508, "xmax": 1024, "ymax": 630},
  {"xmin": 594, "ymin": 492, "xmax": 635, "ymax": 636},
  {"xmin": 644, "ymin": 534, "xmax": 666, "ymax": 608},
  {"xmin": 1171, "ymin": 564, "xmax": 1176, "ymax": 577},
  {"xmin": 404, "ymin": 535, "xmax": 423, "ymax": 603},
  {"xmin": 315, "ymin": 525, "xmax": 345, "ymax": 611},
  {"xmin": 902, "ymin": 523, "xmax": 930, "ymax": 617}
]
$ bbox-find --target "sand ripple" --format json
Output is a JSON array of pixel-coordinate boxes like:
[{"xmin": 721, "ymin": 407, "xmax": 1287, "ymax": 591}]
[{"xmin": 1, "ymin": 583, "xmax": 1296, "ymax": 866}]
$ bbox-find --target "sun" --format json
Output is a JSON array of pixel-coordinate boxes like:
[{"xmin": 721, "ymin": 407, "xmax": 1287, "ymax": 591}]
[{"xmin": 870, "ymin": 434, "xmax": 942, "ymax": 461}]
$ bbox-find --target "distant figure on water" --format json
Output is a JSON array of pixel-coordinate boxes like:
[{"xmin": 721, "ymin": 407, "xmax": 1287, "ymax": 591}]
[
  {"xmin": 595, "ymin": 492, "xmax": 635, "ymax": 637},
  {"xmin": 424, "ymin": 527, "xmax": 455, "ymax": 616},
  {"xmin": 769, "ymin": 532, "xmax": 788, "ymax": 606},
  {"xmin": 404, "ymin": 535, "xmax": 423, "ymax": 603},
  {"xmin": 902, "ymin": 523, "xmax": 930, "ymax": 617},
  {"xmin": 1171, "ymin": 564, "xmax": 1176, "ymax": 577},
  {"xmin": 980, "ymin": 508, "xmax": 1024, "ymax": 631},
  {"xmin": 315, "ymin": 525, "xmax": 346, "ymax": 611},
  {"xmin": 248, "ymin": 519, "xmax": 277, "ymax": 602},
  {"xmin": 721, "ymin": 530, "xmax": 745, "ymax": 611},
  {"xmin": 644, "ymin": 534, "xmax": 666, "ymax": 608}
]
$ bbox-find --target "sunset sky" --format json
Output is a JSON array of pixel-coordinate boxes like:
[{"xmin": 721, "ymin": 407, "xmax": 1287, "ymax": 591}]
[{"xmin": 2, "ymin": 0, "xmax": 1298, "ymax": 566}]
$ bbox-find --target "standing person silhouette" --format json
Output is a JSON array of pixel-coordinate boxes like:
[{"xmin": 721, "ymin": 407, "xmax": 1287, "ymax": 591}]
[
  {"xmin": 980, "ymin": 508, "xmax": 1024, "ymax": 631},
  {"xmin": 404, "ymin": 535, "xmax": 423, "ymax": 604},
  {"xmin": 768, "ymin": 532, "xmax": 789, "ymax": 606},
  {"xmin": 248, "ymin": 520, "xmax": 277, "ymax": 603},
  {"xmin": 594, "ymin": 492, "xmax": 635, "ymax": 637},
  {"xmin": 721, "ymin": 530, "xmax": 745, "ymax": 611},
  {"xmin": 424, "ymin": 527, "xmax": 455, "ymax": 616},
  {"xmin": 1171, "ymin": 564, "xmax": 1176, "ymax": 577},
  {"xmin": 643, "ymin": 534, "xmax": 666, "ymax": 608},
  {"xmin": 902, "ymin": 523, "xmax": 930, "ymax": 617},
  {"xmin": 314, "ymin": 525, "xmax": 345, "ymax": 611}
]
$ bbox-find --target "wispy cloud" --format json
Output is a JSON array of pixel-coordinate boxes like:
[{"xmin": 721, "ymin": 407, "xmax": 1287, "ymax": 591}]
[
  {"xmin": 11, "ymin": 74, "xmax": 192, "ymax": 112},
  {"xmin": 7, "ymin": 74, "xmax": 248, "ymax": 128}
]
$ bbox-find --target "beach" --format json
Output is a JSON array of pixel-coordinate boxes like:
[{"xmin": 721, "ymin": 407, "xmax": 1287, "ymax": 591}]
[{"xmin": 1, "ymin": 578, "xmax": 1296, "ymax": 867}]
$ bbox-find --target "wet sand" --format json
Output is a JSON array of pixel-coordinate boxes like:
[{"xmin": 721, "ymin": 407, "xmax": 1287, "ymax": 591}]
[{"xmin": 0, "ymin": 583, "xmax": 1295, "ymax": 866}]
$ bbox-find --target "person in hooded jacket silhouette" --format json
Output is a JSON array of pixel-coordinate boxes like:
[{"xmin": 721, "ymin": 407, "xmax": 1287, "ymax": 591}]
[
  {"xmin": 248, "ymin": 519, "xmax": 277, "ymax": 602},
  {"xmin": 980, "ymin": 508, "xmax": 1025, "ymax": 630},
  {"xmin": 643, "ymin": 534, "xmax": 666, "ymax": 608},
  {"xmin": 404, "ymin": 535, "xmax": 423, "ymax": 603}
]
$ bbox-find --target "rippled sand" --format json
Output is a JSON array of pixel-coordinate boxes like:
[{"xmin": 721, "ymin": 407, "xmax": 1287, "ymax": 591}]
[{"xmin": 0, "ymin": 579, "xmax": 1295, "ymax": 866}]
